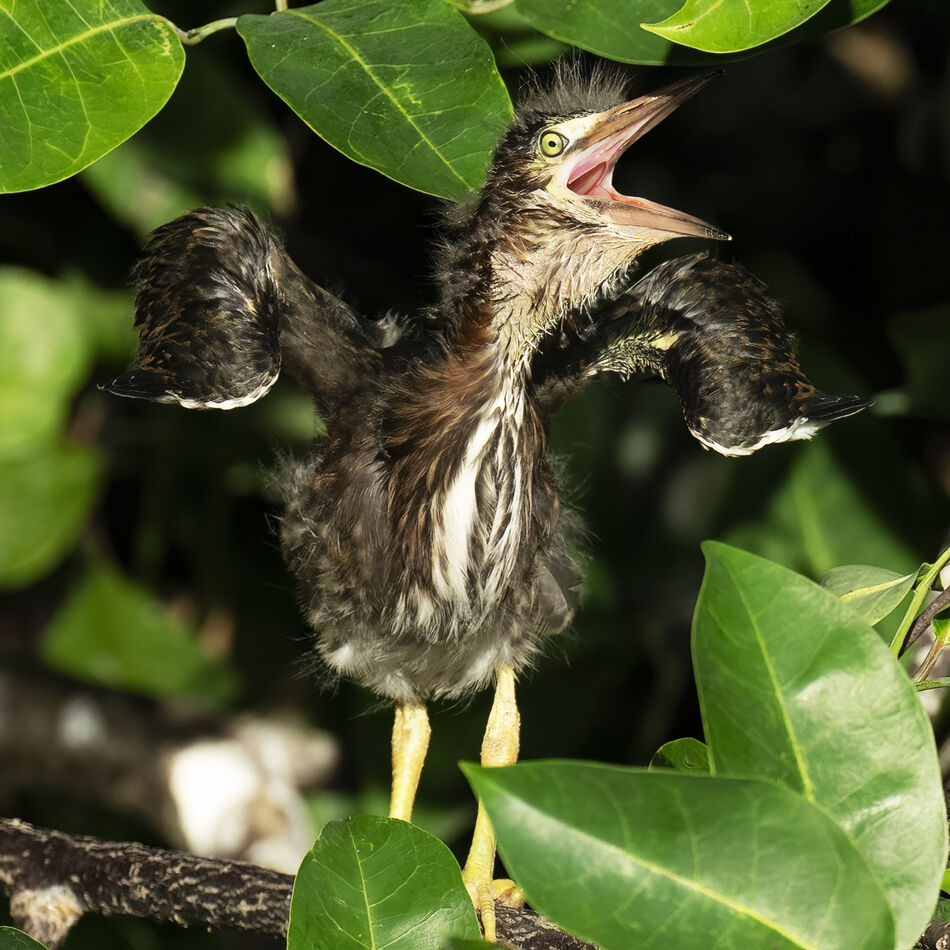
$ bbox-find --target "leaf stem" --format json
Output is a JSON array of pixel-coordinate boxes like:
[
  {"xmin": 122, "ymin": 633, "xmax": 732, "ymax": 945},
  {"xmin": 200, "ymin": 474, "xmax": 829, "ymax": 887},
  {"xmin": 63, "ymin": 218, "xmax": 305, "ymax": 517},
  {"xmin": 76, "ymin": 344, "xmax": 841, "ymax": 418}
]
[
  {"xmin": 913, "ymin": 677, "xmax": 950, "ymax": 692},
  {"xmin": 890, "ymin": 544, "xmax": 950, "ymax": 656},
  {"xmin": 173, "ymin": 17, "xmax": 239, "ymax": 46},
  {"xmin": 275, "ymin": 0, "xmax": 288, "ymax": 10}
]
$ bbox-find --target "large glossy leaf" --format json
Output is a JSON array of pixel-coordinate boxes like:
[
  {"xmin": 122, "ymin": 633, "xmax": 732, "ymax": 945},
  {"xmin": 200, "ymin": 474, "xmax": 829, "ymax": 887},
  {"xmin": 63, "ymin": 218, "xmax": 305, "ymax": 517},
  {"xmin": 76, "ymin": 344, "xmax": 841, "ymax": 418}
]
[
  {"xmin": 694, "ymin": 542, "xmax": 946, "ymax": 949},
  {"xmin": 514, "ymin": 0, "xmax": 891, "ymax": 65},
  {"xmin": 0, "ymin": 441, "xmax": 100, "ymax": 589},
  {"xmin": 466, "ymin": 762, "xmax": 894, "ymax": 950},
  {"xmin": 41, "ymin": 565, "xmax": 237, "ymax": 705},
  {"xmin": 288, "ymin": 816, "xmax": 480, "ymax": 950},
  {"xmin": 237, "ymin": 0, "xmax": 512, "ymax": 200},
  {"xmin": 642, "ymin": 0, "xmax": 831, "ymax": 54},
  {"xmin": 0, "ymin": 0, "xmax": 184, "ymax": 193},
  {"xmin": 0, "ymin": 929, "xmax": 48, "ymax": 950},
  {"xmin": 821, "ymin": 564, "xmax": 916, "ymax": 626}
]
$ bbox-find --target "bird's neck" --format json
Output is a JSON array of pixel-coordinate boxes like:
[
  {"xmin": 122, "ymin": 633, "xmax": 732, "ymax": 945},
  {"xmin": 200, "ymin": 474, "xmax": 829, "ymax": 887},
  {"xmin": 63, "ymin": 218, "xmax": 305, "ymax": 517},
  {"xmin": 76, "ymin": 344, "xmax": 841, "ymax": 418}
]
[
  {"xmin": 387, "ymin": 338, "xmax": 546, "ymax": 632},
  {"xmin": 445, "ymin": 207, "xmax": 641, "ymax": 364}
]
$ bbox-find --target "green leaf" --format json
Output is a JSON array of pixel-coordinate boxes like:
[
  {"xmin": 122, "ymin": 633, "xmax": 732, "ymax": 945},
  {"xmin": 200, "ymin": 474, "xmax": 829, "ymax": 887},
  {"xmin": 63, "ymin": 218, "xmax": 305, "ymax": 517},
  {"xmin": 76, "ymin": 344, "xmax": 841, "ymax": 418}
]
[
  {"xmin": 41, "ymin": 564, "xmax": 237, "ymax": 705},
  {"xmin": 514, "ymin": 0, "xmax": 891, "ymax": 65},
  {"xmin": 237, "ymin": 0, "xmax": 512, "ymax": 200},
  {"xmin": 514, "ymin": 0, "xmax": 701, "ymax": 66},
  {"xmin": 0, "ymin": 268, "xmax": 94, "ymax": 458},
  {"xmin": 649, "ymin": 736, "xmax": 709, "ymax": 773},
  {"xmin": 0, "ymin": 0, "xmax": 184, "ymax": 193},
  {"xmin": 465, "ymin": 761, "xmax": 894, "ymax": 950},
  {"xmin": 288, "ymin": 816, "xmax": 480, "ymax": 950},
  {"xmin": 0, "ymin": 441, "xmax": 100, "ymax": 589},
  {"xmin": 642, "ymin": 0, "xmax": 832, "ymax": 54},
  {"xmin": 821, "ymin": 564, "xmax": 917, "ymax": 626},
  {"xmin": 0, "ymin": 927, "xmax": 49, "ymax": 950},
  {"xmin": 694, "ymin": 542, "xmax": 947, "ymax": 950}
]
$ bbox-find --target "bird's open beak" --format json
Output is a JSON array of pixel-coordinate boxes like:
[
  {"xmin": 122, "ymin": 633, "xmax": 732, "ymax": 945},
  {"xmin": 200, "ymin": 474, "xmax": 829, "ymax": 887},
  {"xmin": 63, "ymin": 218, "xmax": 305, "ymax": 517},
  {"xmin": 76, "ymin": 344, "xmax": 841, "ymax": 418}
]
[{"xmin": 554, "ymin": 74, "xmax": 731, "ymax": 242}]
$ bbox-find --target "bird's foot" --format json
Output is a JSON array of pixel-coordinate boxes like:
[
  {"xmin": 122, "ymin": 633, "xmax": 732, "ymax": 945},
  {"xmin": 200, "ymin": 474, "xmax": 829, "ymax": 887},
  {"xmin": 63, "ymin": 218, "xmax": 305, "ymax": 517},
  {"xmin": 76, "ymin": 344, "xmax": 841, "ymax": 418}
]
[{"xmin": 462, "ymin": 868, "xmax": 525, "ymax": 943}]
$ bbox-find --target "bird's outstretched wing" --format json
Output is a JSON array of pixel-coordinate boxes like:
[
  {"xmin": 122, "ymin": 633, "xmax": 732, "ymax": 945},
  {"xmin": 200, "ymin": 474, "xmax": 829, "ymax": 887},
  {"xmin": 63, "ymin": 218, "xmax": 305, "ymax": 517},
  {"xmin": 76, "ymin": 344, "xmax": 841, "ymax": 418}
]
[
  {"xmin": 105, "ymin": 207, "xmax": 400, "ymax": 419},
  {"xmin": 533, "ymin": 253, "xmax": 869, "ymax": 455}
]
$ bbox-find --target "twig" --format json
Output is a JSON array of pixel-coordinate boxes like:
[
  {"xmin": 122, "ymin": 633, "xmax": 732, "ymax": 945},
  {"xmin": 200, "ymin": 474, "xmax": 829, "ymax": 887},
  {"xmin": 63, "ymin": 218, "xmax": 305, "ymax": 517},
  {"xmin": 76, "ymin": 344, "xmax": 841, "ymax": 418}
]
[
  {"xmin": 905, "ymin": 585, "xmax": 950, "ymax": 656},
  {"xmin": 172, "ymin": 17, "xmax": 239, "ymax": 46},
  {"xmin": 0, "ymin": 819, "xmax": 594, "ymax": 950},
  {"xmin": 0, "ymin": 819, "xmax": 288, "ymax": 947},
  {"xmin": 891, "ymin": 546, "xmax": 950, "ymax": 655}
]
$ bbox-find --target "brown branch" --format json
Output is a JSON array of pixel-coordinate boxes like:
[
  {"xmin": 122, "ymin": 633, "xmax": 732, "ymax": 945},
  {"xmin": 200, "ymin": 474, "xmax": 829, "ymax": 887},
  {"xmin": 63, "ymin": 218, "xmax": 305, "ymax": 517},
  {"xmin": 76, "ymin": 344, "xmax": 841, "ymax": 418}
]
[
  {"xmin": 904, "ymin": 585, "xmax": 950, "ymax": 654},
  {"xmin": 0, "ymin": 818, "xmax": 594, "ymax": 950}
]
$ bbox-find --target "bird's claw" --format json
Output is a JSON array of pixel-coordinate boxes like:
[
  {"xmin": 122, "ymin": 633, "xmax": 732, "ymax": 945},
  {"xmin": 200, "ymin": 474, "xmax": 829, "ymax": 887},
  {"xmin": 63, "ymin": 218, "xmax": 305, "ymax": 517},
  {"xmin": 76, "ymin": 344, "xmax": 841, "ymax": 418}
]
[{"xmin": 463, "ymin": 873, "xmax": 525, "ymax": 944}]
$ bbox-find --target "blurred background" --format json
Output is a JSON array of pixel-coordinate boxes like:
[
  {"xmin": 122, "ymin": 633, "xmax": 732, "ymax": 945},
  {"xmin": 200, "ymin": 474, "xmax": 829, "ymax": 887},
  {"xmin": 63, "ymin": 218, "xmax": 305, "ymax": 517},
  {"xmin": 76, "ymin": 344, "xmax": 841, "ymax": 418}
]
[{"xmin": 1, "ymin": 0, "xmax": 949, "ymax": 946}]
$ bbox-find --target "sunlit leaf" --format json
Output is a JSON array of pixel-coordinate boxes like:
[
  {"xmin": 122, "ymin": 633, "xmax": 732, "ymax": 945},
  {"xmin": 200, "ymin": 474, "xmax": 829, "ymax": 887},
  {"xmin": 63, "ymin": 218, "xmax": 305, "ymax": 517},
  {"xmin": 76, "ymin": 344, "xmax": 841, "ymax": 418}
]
[
  {"xmin": 0, "ymin": 441, "xmax": 100, "ymax": 588},
  {"xmin": 466, "ymin": 761, "xmax": 894, "ymax": 950},
  {"xmin": 237, "ymin": 0, "xmax": 512, "ymax": 200},
  {"xmin": 0, "ymin": 0, "xmax": 184, "ymax": 192},
  {"xmin": 42, "ymin": 564, "xmax": 238, "ymax": 705},
  {"xmin": 288, "ymin": 816, "xmax": 479, "ymax": 950},
  {"xmin": 694, "ymin": 542, "xmax": 946, "ymax": 949},
  {"xmin": 514, "ymin": 0, "xmax": 891, "ymax": 65},
  {"xmin": 642, "ymin": 0, "xmax": 831, "ymax": 54},
  {"xmin": 821, "ymin": 564, "xmax": 916, "ymax": 626}
]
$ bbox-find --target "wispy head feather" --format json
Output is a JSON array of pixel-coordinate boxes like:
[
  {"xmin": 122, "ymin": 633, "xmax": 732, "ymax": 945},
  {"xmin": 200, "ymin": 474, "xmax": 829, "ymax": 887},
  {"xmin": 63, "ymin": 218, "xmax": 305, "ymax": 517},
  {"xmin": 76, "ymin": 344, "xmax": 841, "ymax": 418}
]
[{"xmin": 514, "ymin": 55, "xmax": 631, "ymax": 127}]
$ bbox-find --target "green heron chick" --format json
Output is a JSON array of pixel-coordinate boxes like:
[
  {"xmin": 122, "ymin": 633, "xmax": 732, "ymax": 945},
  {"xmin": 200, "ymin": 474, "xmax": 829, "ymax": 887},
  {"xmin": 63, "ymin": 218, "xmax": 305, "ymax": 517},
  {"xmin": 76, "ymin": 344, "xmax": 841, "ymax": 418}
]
[{"xmin": 107, "ymin": 70, "xmax": 868, "ymax": 940}]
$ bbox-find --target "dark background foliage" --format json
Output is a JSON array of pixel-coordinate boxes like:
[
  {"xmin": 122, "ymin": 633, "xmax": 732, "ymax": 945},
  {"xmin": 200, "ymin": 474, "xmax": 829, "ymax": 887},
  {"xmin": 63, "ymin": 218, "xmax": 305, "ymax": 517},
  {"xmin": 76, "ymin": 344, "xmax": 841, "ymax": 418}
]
[{"xmin": 2, "ymin": 0, "xmax": 949, "ymax": 946}]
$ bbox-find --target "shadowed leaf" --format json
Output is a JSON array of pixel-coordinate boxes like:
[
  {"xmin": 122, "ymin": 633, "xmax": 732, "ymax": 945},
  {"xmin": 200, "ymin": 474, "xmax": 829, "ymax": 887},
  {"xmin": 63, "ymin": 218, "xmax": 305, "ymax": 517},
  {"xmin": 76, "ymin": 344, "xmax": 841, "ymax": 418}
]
[
  {"xmin": 649, "ymin": 736, "xmax": 709, "ymax": 772},
  {"xmin": 0, "ymin": 442, "xmax": 100, "ymax": 589},
  {"xmin": 238, "ymin": 0, "xmax": 511, "ymax": 200},
  {"xmin": 821, "ymin": 564, "xmax": 916, "ymax": 626},
  {"xmin": 0, "ymin": 928, "xmax": 49, "ymax": 950},
  {"xmin": 42, "ymin": 565, "xmax": 237, "ymax": 705}
]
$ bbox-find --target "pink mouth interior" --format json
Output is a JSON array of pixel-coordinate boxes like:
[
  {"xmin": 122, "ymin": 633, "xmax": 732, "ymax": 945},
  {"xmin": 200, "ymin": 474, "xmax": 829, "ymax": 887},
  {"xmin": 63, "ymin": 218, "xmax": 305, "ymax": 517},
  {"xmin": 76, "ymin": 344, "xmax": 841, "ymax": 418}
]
[
  {"xmin": 565, "ymin": 129, "xmax": 631, "ymax": 203},
  {"xmin": 569, "ymin": 163, "xmax": 611, "ymax": 198}
]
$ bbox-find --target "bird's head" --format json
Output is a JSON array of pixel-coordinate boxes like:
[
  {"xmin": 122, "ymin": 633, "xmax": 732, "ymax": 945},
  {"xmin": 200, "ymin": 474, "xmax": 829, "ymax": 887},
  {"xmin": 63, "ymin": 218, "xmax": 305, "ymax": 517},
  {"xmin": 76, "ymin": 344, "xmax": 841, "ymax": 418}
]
[{"xmin": 446, "ymin": 68, "xmax": 730, "ymax": 368}]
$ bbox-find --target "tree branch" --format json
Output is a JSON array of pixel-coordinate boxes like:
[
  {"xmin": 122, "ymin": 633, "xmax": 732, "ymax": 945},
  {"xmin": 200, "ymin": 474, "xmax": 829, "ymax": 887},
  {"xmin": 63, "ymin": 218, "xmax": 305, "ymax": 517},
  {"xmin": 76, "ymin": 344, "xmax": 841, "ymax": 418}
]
[{"xmin": 0, "ymin": 818, "xmax": 594, "ymax": 950}]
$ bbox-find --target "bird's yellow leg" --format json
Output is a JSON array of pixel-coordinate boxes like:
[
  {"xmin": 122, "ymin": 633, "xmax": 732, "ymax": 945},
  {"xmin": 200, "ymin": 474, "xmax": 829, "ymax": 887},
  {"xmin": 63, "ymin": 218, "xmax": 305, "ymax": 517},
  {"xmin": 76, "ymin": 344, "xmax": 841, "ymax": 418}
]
[
  {"xmin": 389, "ymin": 703, "xmax": 430, "ymax": 822},
  {"xmin": 462, "ymin": 666, "xmax": 526, "ymax": 943}
]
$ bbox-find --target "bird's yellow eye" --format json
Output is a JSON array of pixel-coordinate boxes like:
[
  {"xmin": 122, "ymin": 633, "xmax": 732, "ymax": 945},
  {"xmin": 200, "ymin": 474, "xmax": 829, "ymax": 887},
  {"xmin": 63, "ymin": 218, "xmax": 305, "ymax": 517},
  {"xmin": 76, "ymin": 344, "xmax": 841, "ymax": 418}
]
[{"xmin": 538, "ymin": 130, "xmax": 567, "ymax": 158}]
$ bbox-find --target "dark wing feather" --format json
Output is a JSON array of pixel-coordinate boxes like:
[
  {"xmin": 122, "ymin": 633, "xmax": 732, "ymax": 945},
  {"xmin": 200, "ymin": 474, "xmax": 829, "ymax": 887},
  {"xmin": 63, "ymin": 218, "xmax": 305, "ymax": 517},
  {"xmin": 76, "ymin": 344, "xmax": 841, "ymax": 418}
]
[
  {"xmin": 533, "ymin": 253, "xmax": 870, "ymax": 455},
  {"xmin": 105, "ymin": 207, "xmax": 398, "ymax": 419}
]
